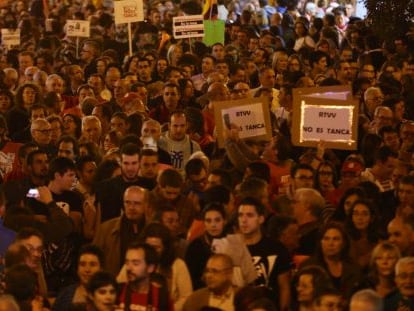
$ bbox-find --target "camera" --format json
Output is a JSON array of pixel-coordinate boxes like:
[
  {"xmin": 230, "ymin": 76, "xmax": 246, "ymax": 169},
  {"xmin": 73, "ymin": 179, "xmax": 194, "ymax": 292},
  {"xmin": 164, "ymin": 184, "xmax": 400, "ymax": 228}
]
[{"xmin": 26, "ymin": 188, "xmax": 39, "ymax": 198}]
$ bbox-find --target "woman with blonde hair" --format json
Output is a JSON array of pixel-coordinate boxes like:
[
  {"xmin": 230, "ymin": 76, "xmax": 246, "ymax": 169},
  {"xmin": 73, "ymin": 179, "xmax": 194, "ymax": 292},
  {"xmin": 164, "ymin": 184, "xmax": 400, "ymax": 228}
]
[
  {"xmin": 167, "ymin": 43, "xmax": 183, "ymax": 67},
  {"xmin": 353, "ymin": 241, "xmax": 400, "ymax": 298}
]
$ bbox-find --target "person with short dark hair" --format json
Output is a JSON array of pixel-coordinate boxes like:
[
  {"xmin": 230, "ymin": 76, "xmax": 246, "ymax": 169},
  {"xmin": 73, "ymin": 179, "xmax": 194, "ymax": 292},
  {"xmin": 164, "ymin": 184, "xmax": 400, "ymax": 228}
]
[
  {"xmin": 312, "ymin": 288, "xmax": 343, "ymax": 311},
  {"xmin": 206, "ymin": 169, "xmax": 232, "ymax": 190},
  {"xmin": 110, "ymin": 112, "xmax": 130, "ymax": 136},
  {"xmin": 118, "ymin": 222, "xmax": 193, "ymax": 310},
  {"xmin": 29, "ymin": 157, "xmax": 82, "ymax": 229},
  {"xmin": 3, "ymin": 149, "xmax": 49, "ymax": 208},
  {"xmin": 266, "ymin": 215, "xmax": 299, "ymax": 255},
  {"xmin": 86, "ymin": 271, "xmax": 118, "ymax": 311},
  {"xmin": 191, "ymin": 55, "xmax": 216, "ymax": 91},
  {"xmin": 290, "ymin": 163, "xmax": 315, "ymax": 193},
  {"xmin": 57, "ymin": 135, "xmax": 79, "ymax": 161},
  {"xmin": 158, "ymin": 111, "xmax": 201, "ymax": 175},
  {"xmin": 53, "ymin": 244, "xmax": 104, "ymax": 311},
  {"xmin": 148, "ymin": 168, "xmax": 198, "ymax": 234},
  {"xmin": 185, "ymin": 203, "xmax": 228, "ymax": 290},
  {"xmin": 96, "ymin": 143, "xmax": 151, "ymax": 222},
  {"xmin": 27, "ymin": 157, "xmax": 82, "ymax": 292},
  {"xmin": 149, "ymin": 83, "xmax": 182, "ymax": 125},
  {"xmin": 118, "ymin": 242, "xmax": 173, "ymax": 310},
  {"xmin": 137, "ymin": 148, "xmax": 159, "ymax": 190},
  {"xmin": 361, "ymin": 146, "xmax": 398, "ymax": 193},
  {"xmin": 237, "ymin": 197, "xmax": 291, "ymax": 311},
  {"xmin": 185, "ymin": 158, "xmax": 209, "ymax": 196},
  {"xmin": 378, "ymin": 126, "xmax": 400, "ymax": 153}
]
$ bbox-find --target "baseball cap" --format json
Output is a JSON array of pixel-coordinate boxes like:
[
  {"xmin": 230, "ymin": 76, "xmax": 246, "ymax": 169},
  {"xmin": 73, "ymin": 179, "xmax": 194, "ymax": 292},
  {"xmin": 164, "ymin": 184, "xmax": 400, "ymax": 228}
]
[{"xmin": 341, "ymin": 160, "xmax": 364, "ymax": 173}]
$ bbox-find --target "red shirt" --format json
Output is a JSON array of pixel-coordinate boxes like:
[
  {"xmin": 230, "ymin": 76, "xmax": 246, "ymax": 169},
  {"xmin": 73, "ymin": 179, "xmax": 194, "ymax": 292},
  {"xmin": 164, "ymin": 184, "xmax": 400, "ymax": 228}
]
[
  {"xmin": 119, "ymin": 282, "xmax": 174, "ymax": 311},
  {"xmin": 0, "ymin": 141, "xmax": 22, "ymax": 179}
]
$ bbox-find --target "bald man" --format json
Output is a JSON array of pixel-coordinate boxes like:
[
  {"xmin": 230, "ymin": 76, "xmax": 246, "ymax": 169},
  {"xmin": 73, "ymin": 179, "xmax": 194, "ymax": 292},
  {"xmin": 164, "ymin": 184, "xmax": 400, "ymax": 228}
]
[
  {"xmin": 93, "ymin": 186, "xmax": 148, "ymax": 275},
  {"xmin": 388, "ymin": 216, "xmax": 414, "ymax": 256},
  {"xmin": 202, "ymin": 82, "xmax": 230, "ymax": 137}
]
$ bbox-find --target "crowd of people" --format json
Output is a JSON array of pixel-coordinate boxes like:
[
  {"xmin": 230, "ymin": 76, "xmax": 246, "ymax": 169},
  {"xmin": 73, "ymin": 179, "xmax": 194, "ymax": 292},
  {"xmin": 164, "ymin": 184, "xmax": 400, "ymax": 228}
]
[{"xmin": 0, "ymin": 0, "xmax": 413, "ymax": 310}]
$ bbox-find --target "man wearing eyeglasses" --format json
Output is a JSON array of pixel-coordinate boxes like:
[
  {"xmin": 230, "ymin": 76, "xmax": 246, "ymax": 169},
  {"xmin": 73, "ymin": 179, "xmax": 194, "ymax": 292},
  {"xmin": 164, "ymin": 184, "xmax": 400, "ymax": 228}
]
[
  {"xmin": 80, "ymin": 40, "xmax": 101, "ymax": 80},
  {"xmin": 384, "ymin": 257, "xmax": 414, "ymax": 311},
  {"xmin": 371, "ymin": 106, "xmax": 394, "ymax": 134},
  {"xmin": 183, "ymin": 253, "xmax": 236, "ymax": 311},
  {"xmin": 30, "ymin": 118, "xmax": 56, "ymax": 158},
  {"xmin": 363, "ymin": 87, "xmax": 384, "ymax": 120}
]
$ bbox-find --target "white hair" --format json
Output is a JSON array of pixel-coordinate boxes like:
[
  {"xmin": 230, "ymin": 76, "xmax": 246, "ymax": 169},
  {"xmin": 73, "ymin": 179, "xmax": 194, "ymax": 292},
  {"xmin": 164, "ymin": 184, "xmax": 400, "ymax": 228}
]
[
  {"xmin": 395, "ymin": 256, "xmax": 414, "ymax": 275},
  {"xmin": 350, "ymin": 289, "xmax": 383, "ymax": 311},
  {"xmin": 364, "ymin": 86, "xmax": 382, "ymax": 101},
  {"xmin": 294, "ymin": 188, "xmax": 325, "ymax": 216},
  {"xmin": 82, "ymin": 115, "xmax": 102, "ymax": 131}
]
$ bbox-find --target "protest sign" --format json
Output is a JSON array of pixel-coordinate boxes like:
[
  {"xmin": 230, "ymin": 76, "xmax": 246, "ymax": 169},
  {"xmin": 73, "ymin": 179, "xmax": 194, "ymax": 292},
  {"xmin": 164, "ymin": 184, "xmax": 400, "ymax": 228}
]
[
  {"xmin": 291, "ymin": 85, "xmax": 358, "ymax": 150},
  {"xmin": 173, "ymin": 15, "xmax": 204, "ymax": 39},
  {"xmin": 214, "ymin": 97, "xmax": 272, "ymax": 148},
  {"xmin": 1, "ymin": 29, "xmax": 20, "ymax": 50},
  {"xmin": 114, "ymin": 0, "xmax": 144, "ymax": 24},
  {"xmin": 114, "ymin": 0, "xmax": 144, "ymax": 56},
  {"xmin": 203, "ymin": 20, "xmax": 225, "ymax": 46},
  {"xmin": 0, "ymin": 0, "xmax": 8, "ymax": 8},
  {"xmin": 66, "ymin": 20, "xmax": 90, "ymax": 37}
]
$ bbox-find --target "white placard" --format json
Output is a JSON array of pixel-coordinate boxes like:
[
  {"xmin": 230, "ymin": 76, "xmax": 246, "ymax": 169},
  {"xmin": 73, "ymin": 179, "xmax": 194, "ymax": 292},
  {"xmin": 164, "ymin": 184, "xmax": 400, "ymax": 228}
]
[
  {"xmin": 173, "ymin": 15, "xmax": 204, "ymax": 39},
  {"xmin": 65, "ymin": 20, "xmax": 90, "ymax": 37},
  {"xmin": 114, "ymin": 0, "xmax": 144, "ymax": 24},
  {"xmin": 221, "ymin": 102, "xmax": 267, "ymax": 139},
  {"xmin": 1, "ymin": 29, "xmax": 20, "ymax": 50},
  {"xmin": 300, "ymin": 104, "xmax": 354, "ymax": 143}
]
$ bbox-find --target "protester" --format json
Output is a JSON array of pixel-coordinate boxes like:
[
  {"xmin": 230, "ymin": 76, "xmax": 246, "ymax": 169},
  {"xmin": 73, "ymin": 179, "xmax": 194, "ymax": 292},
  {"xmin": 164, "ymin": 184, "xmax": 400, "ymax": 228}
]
[{"xmin": 1, "ymin": 0, "xmax": 414, "ymax": 309}]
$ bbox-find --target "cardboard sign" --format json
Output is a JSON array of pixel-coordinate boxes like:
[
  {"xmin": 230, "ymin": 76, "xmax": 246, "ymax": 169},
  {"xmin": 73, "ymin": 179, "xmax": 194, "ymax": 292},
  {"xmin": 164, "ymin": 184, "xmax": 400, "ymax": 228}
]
[
  {"xmin": 0, "ymin": 0, "xmax": 8, "ymax": 8},
  {"xmin": 114, "ymin": 0, "xmax": 144, "ymax": 24},
  {"xmin": 173, "ymin": 15, "xmax": 204, "ymax": 39},
  {"xmin": 1, "ymin": 29, "xmax": 20, "ymax": 50},
  {"xmin": 203, "ymin": 20, "xmax": 225, "ymax": 46},
  {"xmin": 214, "ymin": 97, "xmax": 272, "ymax": 147},
  {"xmin": 291, "ymin": 85, "xmax": 358, "ymax": 150},
  {"xmin": 66, "ymin": 20, "xmax": 90, "ymax": 37}
]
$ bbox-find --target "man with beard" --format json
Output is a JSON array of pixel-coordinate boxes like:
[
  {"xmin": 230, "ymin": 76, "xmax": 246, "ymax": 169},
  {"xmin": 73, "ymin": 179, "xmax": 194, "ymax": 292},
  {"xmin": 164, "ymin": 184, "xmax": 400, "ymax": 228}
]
[
  {"xmin": 147, "ymin": 168, "xmax": 198, "ymax": 234},
  {"xmin": 93, "ymin": 186, "xmax": 148, "ymax": 275},
  {"xmin": 96, "ymin": 143, "xmax": 146, "ymax": 222},
  {"xmin": 137, "ymin": 149, "xmax": 159, "ymax": 190},
  {"xmin": 118, "ymin": 242, "xmax": 173, "ymax": 310},
  {"xmin": 4, "ymin": 149, "xmax": 48, "ymax": 207}
]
